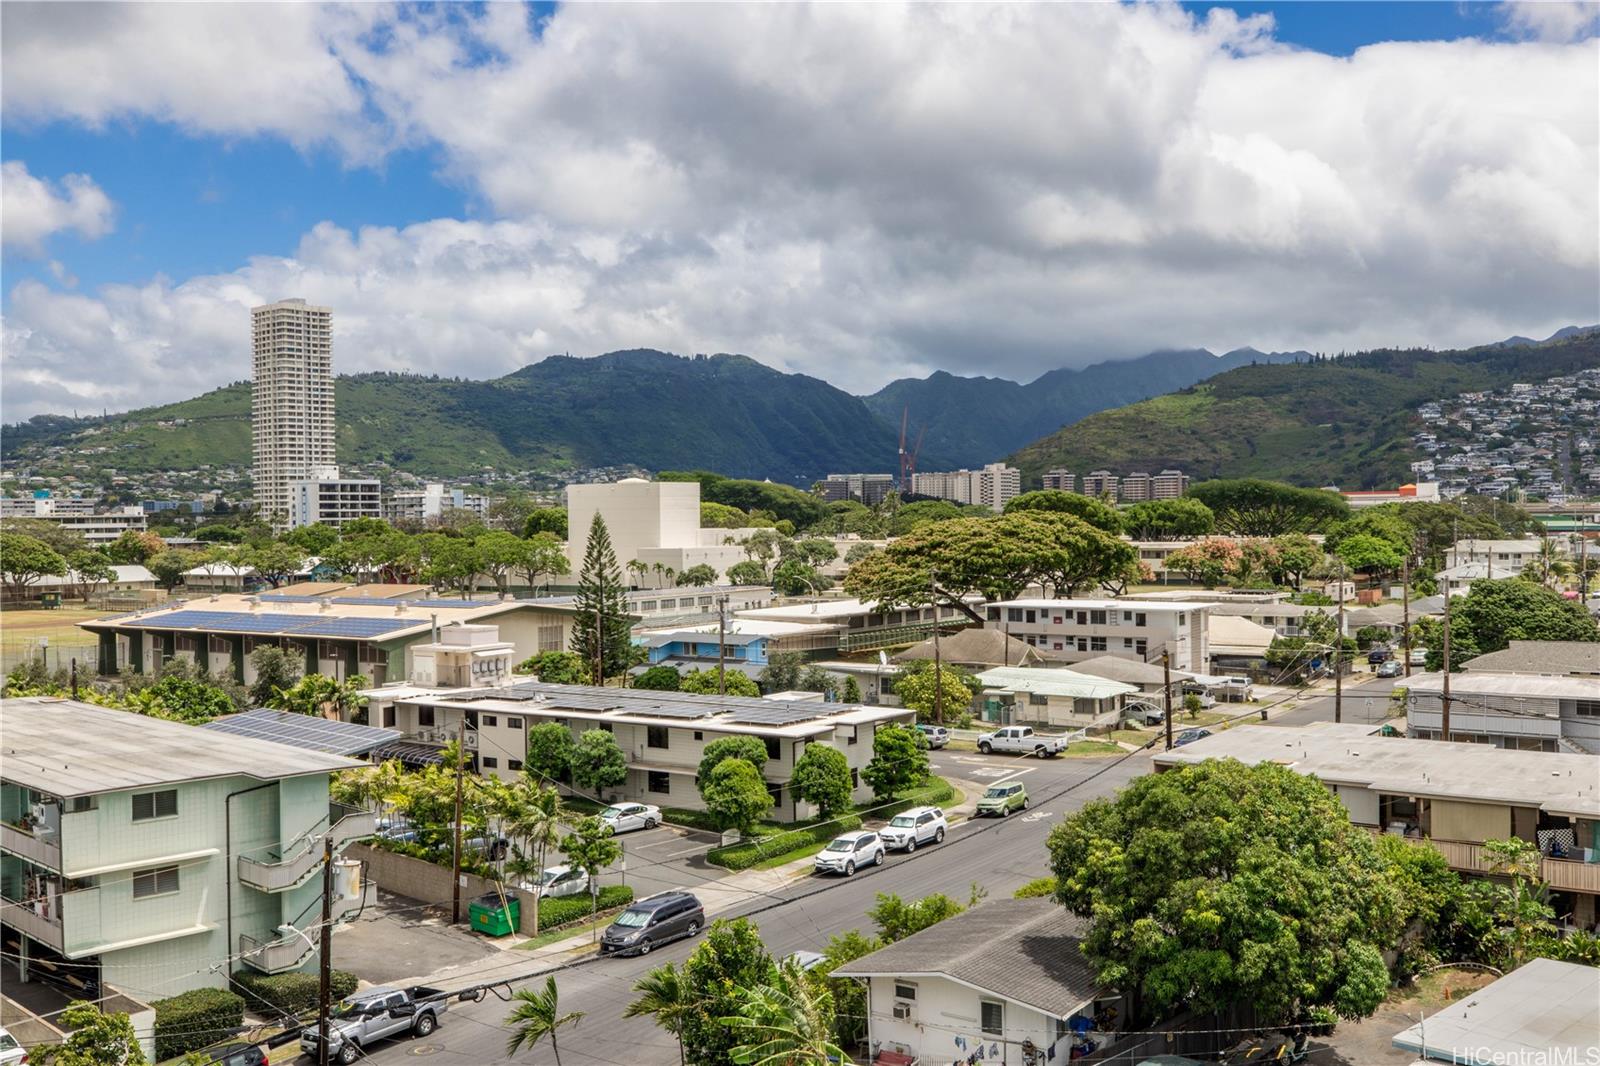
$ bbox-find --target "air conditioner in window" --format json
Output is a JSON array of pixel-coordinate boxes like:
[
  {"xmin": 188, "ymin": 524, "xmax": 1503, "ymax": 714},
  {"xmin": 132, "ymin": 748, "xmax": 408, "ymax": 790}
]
[{"xmin": 892, "ymin": 1002, "xmax": 913, "ymax": 1020}]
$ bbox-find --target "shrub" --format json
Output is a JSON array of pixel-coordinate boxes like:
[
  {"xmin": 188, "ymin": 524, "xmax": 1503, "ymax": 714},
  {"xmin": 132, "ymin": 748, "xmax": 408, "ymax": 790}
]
[
  {"xmin": 707, "ymin": 814, "xmax": 864, "ymax": 871},
  {"xmin": 230, "ymin": 969, "xmax": 358, "ymax": 1017},
  {"xmin": 153, "ymin": 987, "xmax": 244, "ymax": 1060},
  {"xmin": 660, "ymin": 807, "xmax": 728, "ymax": 833},
  {"xmin": 874, "ymin": 776, "xmax": 956, "ymax": 822},
  {"xmin": 538, "ymin": 884, "xmax": 636, "ymax": 928},
  {"xmin": 1013, "ymin": 876, "xmax": 1058, "ymax": 899}
]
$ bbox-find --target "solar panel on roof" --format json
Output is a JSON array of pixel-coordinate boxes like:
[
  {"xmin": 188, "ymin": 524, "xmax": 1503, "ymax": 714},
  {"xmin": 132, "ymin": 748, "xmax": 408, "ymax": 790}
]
[
  {"xmin": 287, "ymin": 617, "xmax": 413, "ymax": 639},
  {"xmin": 407, "ymin": 598, "xmax": 501, "ymax": 609},
  {"xmin": 261, "ymin": 594, "xmax": 324, "ymax": 603},
  {"xmin": 122, "ymin": 610, "xmax": 319, "ymax": 634},
  {"xmin": 723, "ymin": 704, "xmax": 830, "ymax": 726},
  {"xmin": 616, "ymin": 702, "xmax": 714, "ymax": 719},
  {"xmin": 329, "ymin": 596, "xmax": 408, "ymax": 607},
  {"xmin": 201, "ymin": 709, "xmax": 400, "ymax": 756}
]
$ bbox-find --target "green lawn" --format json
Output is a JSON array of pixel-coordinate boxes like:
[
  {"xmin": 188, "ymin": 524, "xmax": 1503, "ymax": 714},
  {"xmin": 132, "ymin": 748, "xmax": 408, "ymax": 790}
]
[
  {"xmin": 514, "ymin": 917, "xmax": 610, "ymax": 952},
  {"xmin": 1063, "ymin": 740, "xmax": 1122, "ymax": 756}
]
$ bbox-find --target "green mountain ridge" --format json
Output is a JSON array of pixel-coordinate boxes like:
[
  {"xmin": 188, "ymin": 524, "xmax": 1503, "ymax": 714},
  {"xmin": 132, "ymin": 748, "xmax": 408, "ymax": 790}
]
[{"xmin": 1007, "ymin": 333, "xmax": 1600, "ymax": 488}]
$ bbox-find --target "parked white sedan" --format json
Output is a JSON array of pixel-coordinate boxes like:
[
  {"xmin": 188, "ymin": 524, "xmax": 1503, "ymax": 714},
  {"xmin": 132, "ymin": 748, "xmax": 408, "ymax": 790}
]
[
  {"xmin": 519, "ymin": 864, "xmax": 590, "ymax": 899},
  {"xmin": 600, "ymin": 803, "xmax": 661, "ymax": 834}
]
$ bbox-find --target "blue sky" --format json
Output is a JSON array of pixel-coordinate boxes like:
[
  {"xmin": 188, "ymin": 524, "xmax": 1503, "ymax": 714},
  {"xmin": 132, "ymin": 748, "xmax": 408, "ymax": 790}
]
[{"xmin": 2, "ymin": 1, "xmax": 1594, "ymax": 419}]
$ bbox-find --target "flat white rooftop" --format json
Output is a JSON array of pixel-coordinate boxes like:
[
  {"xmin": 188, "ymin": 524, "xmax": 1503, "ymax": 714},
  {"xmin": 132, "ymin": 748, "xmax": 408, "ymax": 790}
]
[
  {"xmin": 1405, "ymin": 671, "xmax": 1600, "ymax": 701},
  {"xmin": 1, "ymin": 698, "xmax": 361, "ymax": 797},
  {"xmin": 989, "ymin": 598, "xmax": 1211, "ymax": 613},
  {"xmin": 1390, "ymin": 958, "xmax": 1598, "ymax": 1065},
  {"xmin": 1152, "ymin": 722, "xmax": 1600, "ymax": 818}
]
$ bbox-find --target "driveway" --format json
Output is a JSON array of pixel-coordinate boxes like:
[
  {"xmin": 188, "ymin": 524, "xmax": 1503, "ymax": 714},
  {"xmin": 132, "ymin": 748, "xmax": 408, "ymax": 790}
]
[{"xmin": 330, "ymin": 887, "xmax": 501, "ymax": 986}]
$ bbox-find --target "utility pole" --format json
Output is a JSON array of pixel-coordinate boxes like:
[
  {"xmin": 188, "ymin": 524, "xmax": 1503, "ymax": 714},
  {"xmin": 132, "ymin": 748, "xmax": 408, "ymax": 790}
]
[
  {"xmin": 451, "ymin": 716, "xmax": 466, "ymax": 924},
  {"xmin": 1334, "ymin": 563, "xmax": 1345, "ymax": 724},
  {"xmin": 316, "ymin": 835, "xmax": 334, "ymax": 1066},
  {"xmin": 931, "ymin": 571, "xmax": 944, "ymax": 726},
  {"xmin": 716, "ymin": 595, "xmax": 728, "ymax": 697},
  {"xmin": 1441, "ymin": 597, "xmax": 1453, "ymax": 743},
  {"xmin": 1162, "ymin": 650, "xmax": 1173, "ymax": 751},
  {"xmin": 1402, "ymin": 553, "xmax": 1412, "ymax": 679}
]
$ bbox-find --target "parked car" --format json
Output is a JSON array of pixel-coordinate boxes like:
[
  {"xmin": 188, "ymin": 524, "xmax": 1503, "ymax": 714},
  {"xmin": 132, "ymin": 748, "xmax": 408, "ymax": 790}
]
[
  {"xmin": 879, "ymin": 806, "xmax": 947, "ymax": 852},
  {"xmin": 785, "ymin": 950, "xmax": 826, "ymax": 971},
  {"xmin": 814, "ymin": 830, "xmax": 886, "ymax": 876},
  {"xmin": 599, "ymin": 803, "xmax": 661, "ymax": 834},
  {"xmin": 916, "ymin": 724, "xmax": 950, "ymax": 749},
  {"xmin": 1174, "ymin": 728, "xmax": 1212, "ymax": 747},
  {"xmin": 300, "ymin": 985, "xmax": 448, "ymax": 1064},
  {"xmin": 201, "ymin": 1043, "xmax": 265, "ymax": 1066},
  {"xmin": 1376, "ymin": 660, "xmax": 1403, "ymax": 678},
  {"xmin": 1127, "ymin": 703, "xmax": 1165, "ymax": 726},
  {"xmin": 975, "ymin": 781, "xmax": 1029, "ymax": 817},
  {"xmin": 1409, "ymin": 648, "xmax": 1427, "ymax": 666},
  {"xmin": 600, "ymin": 892, "xmax": 704, "ymax": 956},
  {"xmin": 1367, "ymin": 647, "xmax": 1391, "ymax": 665},
  {"xmin": 376, "ymin": 824, "xmax": 507, "ymax": 860},
  {"xmin": 1180, "ymin": 683, "xmax": 1217, "ymax": 709},
  {"xmin": 517, "ymin": 864, "xmax": 589, "ymax": 899},
  {"xmin": 0, "ymin": 1026, "xmax": 26, "ymax": 1066},
  {"xmin": 976, "ymin": 725, "xmax": 1066, "ymax": 757}
]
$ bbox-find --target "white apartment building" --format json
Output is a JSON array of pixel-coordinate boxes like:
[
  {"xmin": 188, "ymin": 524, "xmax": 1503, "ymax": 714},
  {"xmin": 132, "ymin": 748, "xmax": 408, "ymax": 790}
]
[
  {"xmin": 1444, "ymin": 538, "xmax": 1557, "ymax": 573},
  {"xmin": 1406, "ymin": 671, "xmax": 1600, "ymax": 754},
  {"xmin": 252, "ymin": 299, "xmax": 335, "ymax": 528},
  {"xmin": 288, "ymin": 471, "xmax": 381, "ymax": 528},
  {"xmin": 0, "ymin": 496, "xmax": 147, "ymax": 544},
  {"xmin": 1081, "ymin": 470, "xmax": 1117, "ymax": 498},
  {"xmin": 565, "ymin": 479, "xmax": 750, "ymax": 583},
  {"xmin": 983, "ymin": 597, "xmax": 1211, "ymax": 671},
  {"xmin": 1120, "ymin": 472, "xmax": 1152, "ymax": 501},
  {"xmin": 910, "ymin": 463, "xmax": 1021, "ymax": 512},
  {"xmin": 383, "ymin": 483, "xmax": 491, "ymax": 524},
  {"xmin": 819, "ymin": 473, "xmax": 896, "ymax": 506},
  {"xmin": 1041, "ymin": 470, "xmax": 1076, "ymax": 493},
  {"xmin": 1150, "ymin": 469, "xmax": 1190, "ymax": 499}
]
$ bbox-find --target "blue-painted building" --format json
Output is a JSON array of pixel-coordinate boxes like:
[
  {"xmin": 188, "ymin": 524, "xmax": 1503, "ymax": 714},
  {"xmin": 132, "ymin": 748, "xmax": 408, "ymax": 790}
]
[{"xmin": 643, "ymin": 630, "xmax": 770, "ymax": 667}]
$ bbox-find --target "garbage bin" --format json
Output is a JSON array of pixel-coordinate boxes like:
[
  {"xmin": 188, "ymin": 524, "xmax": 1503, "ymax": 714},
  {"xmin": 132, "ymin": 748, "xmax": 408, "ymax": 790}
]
[{"xmin": 468, "ymin": 892, "xmax": 520, "ymax": 937}]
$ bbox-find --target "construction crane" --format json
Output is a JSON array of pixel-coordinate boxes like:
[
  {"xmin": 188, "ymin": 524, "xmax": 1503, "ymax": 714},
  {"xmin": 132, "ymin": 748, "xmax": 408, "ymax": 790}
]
[{"xmin": 898, "ymin": 406, "xmax": 926, "ymax": 494}]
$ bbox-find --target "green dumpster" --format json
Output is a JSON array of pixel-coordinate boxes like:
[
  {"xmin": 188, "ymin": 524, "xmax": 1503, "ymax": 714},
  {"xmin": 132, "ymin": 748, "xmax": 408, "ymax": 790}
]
[{"xmin": 469, "ymin": 892, "xmax": 520, "ymax": 937}]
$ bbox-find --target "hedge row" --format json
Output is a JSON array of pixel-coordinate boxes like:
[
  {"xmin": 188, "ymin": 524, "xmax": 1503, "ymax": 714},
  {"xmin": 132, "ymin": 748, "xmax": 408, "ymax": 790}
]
[
  {"xmin": 230, "ymin": 969, "xmax": 359, "ymax": 1017},
  {"xmin": 873, "ymin": 776, "xmax": 956, "ymax": 822},
  {"xmin": 540, "ymin": 884, "xmax": 635, "ymax": 928},
  {"xmin": 371, "ymin": 836, "xmax": 498, "ymax": 879},
  {"xmin": 707, "ymin": 814, "xmax": 865, "ymax": 871},
  {"xmin": 153, "ymin": 987, "xmax": 244, "ymax": 1061},
  {"xmin": 660, "ymin": 807, "xmax": 727, "ymax": 833}
]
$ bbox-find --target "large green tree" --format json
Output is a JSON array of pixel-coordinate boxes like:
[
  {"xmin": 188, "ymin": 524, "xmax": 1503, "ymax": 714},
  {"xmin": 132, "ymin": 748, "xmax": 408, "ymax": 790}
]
[
  {"xmin": 1005, "ymin": 489, "xmax": 1123, "ymax": 532},
  {"xmin": 524, "ymin": 721, "xmax": 577, "ymax": 783},
  {"xmin": 571, "ymin": 516, "xmax": 633, "ymax": 683},
  {"xmin": 862, "ymin": 724, "xmax": 929, "ymax": 799},
  {"xmin": 242, "ymin": 541, "xmax": 306, "ymax": 588},
  {"xmin": 893, "ymin": 668, "xmax": 973, "ymax": 724},
  {"xmin": 701, "ymin": 758, "xmax": 774, "ymax": 834},
  {"xmin": 474, "ymin": 530, "xmax": 532, "ymax": 594},
  {"xmin": 1047, "ymin": 759, "xmax": 1401, "ymax": 1023},
  {"xmin": 680, "ymin": 668, "xmax": 761, "ymax": 697},
  {"xmin": 1424, "ymin": 578, "xmax": 1599, "ymax": 669},
  {"xmin": 559, "ymin": 816, "xmax": 623, "ymax": 924},
  {"xmin": 844, "ymin": 511, "xmax": 1135, "ymax": 623},
  {"xmin": 678, "ymin": 918, "xmax": 775, "ymax": 1066},
  {"xmin": 697, "ymin": 735, "xmax": 769, "ymax": 788},
  {"xmin": 1120, "ymin": 497, "xmax": 1216, "ymax": 539},
  {"xmin": 0, "ymin": 531, "xmax": 67, "ymax": 598},
  {"xmin": 569, "ymin": 728, "xmax": 627, "ymax": 800},
  {"xmin": 523, "ymin": 507, "xmax": 569, "ymax": 539},
  {"xmin": 1187, "ymin": 479, "xmax": 1350, "ymax": 535},
  {"xmin": 515, "ymin": 531, "xmax": 569, "ymax": 593},
  {"xmin": 720, "ymin": 957, "xmax": 847, "ymax": 1066},
  {"xmin": 868, "ymin": 890, "xmax": 968, "ymax": 943},
  {"xmin": 789, "ymin": 744, "xmax": 853, "ymax": 817}
]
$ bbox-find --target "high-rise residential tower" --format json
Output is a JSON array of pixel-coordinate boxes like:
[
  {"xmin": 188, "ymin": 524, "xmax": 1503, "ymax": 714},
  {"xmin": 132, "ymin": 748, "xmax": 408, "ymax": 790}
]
[{"xmin": 251, "ymin": 299, "xmax": 335, "ymax": 526}]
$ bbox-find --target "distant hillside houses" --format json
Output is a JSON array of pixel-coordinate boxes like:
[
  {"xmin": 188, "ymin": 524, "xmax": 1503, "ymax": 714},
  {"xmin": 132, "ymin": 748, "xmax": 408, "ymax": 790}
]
[{"xmin": 1414, "ymin": 367, "xmax": 1600, "ymax": 502}]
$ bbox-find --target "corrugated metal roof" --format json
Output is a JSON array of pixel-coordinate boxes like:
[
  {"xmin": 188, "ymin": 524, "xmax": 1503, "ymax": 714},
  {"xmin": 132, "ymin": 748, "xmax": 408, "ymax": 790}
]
[
  {"xmin": 833, "ymin": 898, "xmax": 1100, "ymax": 1018},
  {"xmin": 0, "ymin": 698, "xmax": 361, "ymax": 797}
]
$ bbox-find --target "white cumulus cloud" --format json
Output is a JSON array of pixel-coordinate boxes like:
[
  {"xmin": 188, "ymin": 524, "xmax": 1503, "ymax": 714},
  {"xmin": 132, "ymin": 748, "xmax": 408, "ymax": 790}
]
[
  {"xmin": 2, "ymin": 2, "xmax": 1597, "ymax": 421},
  {"xmin": 1, "ymin": 161, "xmax": 116, "ymax": 255}
]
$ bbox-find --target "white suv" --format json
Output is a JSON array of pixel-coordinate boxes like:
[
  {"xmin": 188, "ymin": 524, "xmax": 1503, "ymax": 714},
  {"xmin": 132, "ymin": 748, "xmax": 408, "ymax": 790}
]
[
  {"xmin": 879, "ymin": 806, "xmax": 947, "ymax": 853},
  {"xmin": 814, "ymin": 830, "xmax": 886, "ymax": 876}
]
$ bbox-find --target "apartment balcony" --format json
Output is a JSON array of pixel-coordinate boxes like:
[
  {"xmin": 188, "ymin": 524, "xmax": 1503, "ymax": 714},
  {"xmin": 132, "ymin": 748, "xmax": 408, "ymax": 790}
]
[
  {"xmin": 237, "ymin": 803, "xmax": 377, "ymax": 893},
  {"xmin": 1, "ymin": 892, "xmax": 64, "ymax": 952},
  {"xmin": 1, "ymin": 821, "xmax": 62, "ymax": 871},
  {"xmin": 1374, "ymin": 832, "xmax": 1600, "ymax": 895}
]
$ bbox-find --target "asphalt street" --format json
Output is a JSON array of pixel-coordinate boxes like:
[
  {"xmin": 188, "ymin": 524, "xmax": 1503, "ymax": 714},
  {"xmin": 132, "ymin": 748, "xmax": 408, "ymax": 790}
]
[
  {"xmin": 355, "ymin": 747, "xmax": 1154, "ymax": 1066},
  {"xmin": 1267, "ymin": 674, "xmax": 1402, "ymax": 728}
]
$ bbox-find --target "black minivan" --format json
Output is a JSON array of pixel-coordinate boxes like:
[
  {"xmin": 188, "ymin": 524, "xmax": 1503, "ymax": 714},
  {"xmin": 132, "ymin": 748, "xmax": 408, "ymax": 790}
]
[{"xmin": 599, "ymin": 891, "xmax": 705, "ymax": 956}]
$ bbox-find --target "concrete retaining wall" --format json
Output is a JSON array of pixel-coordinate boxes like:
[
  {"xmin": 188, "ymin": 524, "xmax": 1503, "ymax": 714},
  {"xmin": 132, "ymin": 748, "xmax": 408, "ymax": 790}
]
[{"xmin": 346, "ymin": 843, "xmax": 501, "ymax": 906}]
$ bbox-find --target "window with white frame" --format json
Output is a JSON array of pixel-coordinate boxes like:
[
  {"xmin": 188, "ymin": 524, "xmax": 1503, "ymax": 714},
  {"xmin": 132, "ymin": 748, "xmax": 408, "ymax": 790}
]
[{"xmin": 132, "ymin": 865, "xmax": 180, "ymax": 899}]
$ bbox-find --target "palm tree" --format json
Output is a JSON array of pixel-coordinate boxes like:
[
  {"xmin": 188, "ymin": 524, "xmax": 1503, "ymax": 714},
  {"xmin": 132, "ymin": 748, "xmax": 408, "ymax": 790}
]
[
  {"xmin": 504, "ymin": 782, "xmax": 564, "ymax": 935},
  {"xmin": 505, "ymin": 977, "xmax": 584, "ymax": 1064},
  {"xmin": 627, "ymin": 559, "xmax": 649, "ymax": 588},
  {"xmin": 720, "ymin": 958, "xmax": 850, "ymax": 1066},
  {"xmin": 624, "ymin": 962, "xmax": 690, "ymax": 1066}
]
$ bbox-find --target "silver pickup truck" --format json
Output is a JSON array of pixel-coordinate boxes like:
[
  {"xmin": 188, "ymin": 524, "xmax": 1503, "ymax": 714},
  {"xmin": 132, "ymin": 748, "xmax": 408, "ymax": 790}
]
[
  {"xmin": 976, "ymin": 725, "xmax": 1068, "ymax": 757},
  {"xmin": 299, "ymin": 985, "xmax": 447, "ymax": 1064}
]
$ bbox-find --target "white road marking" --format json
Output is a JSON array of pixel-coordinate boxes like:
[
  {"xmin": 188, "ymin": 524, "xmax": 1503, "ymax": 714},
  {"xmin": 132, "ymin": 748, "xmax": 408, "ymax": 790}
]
[
  {"xmin": 971, "ymin": 766, "xmax": 1037, "ymax": 780},
  {"xmin": 1020, "ymin": 811, "xmax": 1054, "ymax": 823}
]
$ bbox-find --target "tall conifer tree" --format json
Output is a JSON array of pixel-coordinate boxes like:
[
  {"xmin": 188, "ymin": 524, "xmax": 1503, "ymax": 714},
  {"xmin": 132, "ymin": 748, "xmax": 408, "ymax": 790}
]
[{"xmin": 572, "ymin": 515, "xmax": 632, "ymax": 683}]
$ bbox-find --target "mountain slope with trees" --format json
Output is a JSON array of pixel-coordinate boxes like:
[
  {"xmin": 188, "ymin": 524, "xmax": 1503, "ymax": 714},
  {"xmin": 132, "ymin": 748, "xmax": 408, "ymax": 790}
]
[
  {"xmin": 1009, "ymin": 333, "xmax": 1600, "ymax": 488},
  {"xmin": 863, "ymin": 347, "xmax": 1307, "ymax": 468}
]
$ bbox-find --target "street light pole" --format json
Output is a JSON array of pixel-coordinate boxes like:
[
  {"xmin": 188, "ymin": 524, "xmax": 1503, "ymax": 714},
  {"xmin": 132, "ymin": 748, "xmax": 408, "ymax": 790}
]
[
  {"xmin": 1162, "ymin": 650, "xmax": 1173, "ymax": 752},
  {"xmin": 317, "ymin": 835, "xmax": 334, "ymax": 1066},
  {"xmin": 451, "ymin": 716, "xmax": 466, "ymax": 924}
]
